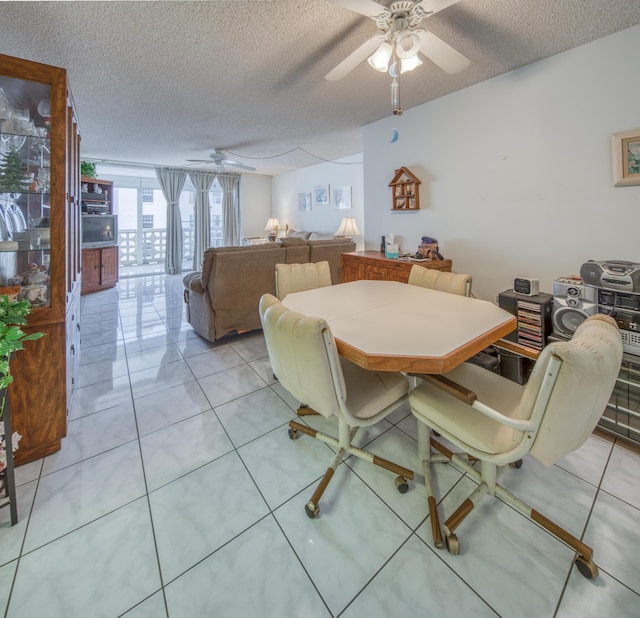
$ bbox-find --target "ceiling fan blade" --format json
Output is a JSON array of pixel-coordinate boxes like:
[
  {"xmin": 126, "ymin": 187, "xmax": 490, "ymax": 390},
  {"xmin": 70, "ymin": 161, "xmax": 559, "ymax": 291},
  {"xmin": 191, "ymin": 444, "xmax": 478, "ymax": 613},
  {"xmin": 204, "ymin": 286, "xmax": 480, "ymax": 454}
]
[
  {"xmin": 225, "ymin": 161, "xmax": 256, "ymax": 172},
  {"xmin": 328, "ymin": 0, "xmax": 386, "ymax": 18},
  {"xmin": 420, "ymin": 0, "xmax": 463, "ymax": 16},
  {"xmin": 415, "ymin": 29, "xmax": 470, "ymax": 74},
  {"xmin": 325, "ymin": 33, "xmax": 386, "ymax": 81},
  {"xmin": 186, "ymin": 159, "xmax": 213, "ymax": 163}
]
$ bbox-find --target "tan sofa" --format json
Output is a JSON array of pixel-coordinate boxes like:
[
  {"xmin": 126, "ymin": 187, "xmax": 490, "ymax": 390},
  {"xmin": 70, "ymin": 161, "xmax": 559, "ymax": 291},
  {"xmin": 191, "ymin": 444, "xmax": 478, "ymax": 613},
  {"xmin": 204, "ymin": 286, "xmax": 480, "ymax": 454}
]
[{"xmin": 182, "ymin": 236, "xmax": 356, "ymax": 341}]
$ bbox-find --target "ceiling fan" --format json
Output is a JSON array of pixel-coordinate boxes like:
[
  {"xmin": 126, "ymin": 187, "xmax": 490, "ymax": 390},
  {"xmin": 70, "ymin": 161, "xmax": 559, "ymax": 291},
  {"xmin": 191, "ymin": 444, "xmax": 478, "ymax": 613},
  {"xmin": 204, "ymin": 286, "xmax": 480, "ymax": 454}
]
[
  {"xmin": 186, "ymin": 149, "xmax": 256, "ymax": 172},
  {"xmin": 325, "ymin": 0, "xmax": 470, "ymax": 81}
]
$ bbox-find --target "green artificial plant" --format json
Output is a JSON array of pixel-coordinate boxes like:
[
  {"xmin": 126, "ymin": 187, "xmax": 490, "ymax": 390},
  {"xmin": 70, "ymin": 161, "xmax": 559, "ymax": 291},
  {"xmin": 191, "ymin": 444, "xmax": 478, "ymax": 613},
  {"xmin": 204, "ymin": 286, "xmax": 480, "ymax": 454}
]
[
  {"xmin": 80, "ymin": 161, "xmax": 97, "ymax": 178},
  {"xmin": 0, "ymin": 145, "xmax": 29, "ymax": 194},
  {"xmin": 0, "ymin": 295, "xmax": 45, "ymax": 416}
]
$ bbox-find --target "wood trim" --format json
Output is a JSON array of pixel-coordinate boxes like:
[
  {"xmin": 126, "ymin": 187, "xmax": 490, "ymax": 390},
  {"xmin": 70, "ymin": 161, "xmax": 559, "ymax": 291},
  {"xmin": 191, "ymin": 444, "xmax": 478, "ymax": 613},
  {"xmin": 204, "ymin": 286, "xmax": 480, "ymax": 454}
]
[{"xmin": 335, "ymin": 316, "xmax": 516, "ymax": 374}]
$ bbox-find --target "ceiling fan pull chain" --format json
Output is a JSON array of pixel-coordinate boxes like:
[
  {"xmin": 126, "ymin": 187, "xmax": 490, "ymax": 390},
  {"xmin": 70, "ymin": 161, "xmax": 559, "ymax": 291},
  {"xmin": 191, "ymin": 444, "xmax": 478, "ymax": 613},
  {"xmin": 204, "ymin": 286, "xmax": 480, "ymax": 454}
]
[{"xmin": 391, "ymin": 77, "xmax": 402, "ymax": 116}]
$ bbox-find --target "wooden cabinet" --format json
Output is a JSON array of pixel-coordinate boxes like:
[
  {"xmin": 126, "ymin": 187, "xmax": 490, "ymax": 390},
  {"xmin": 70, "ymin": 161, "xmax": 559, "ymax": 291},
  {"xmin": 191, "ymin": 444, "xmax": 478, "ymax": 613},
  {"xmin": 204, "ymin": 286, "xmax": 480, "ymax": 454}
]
[
  {"xmin": 0, "ymin": 54, "xmax": 82, "ymax": 465},
  {"xmin": 80, "ymin": 175, "xmax": 118, "ymax": 294},
  {"xmin": 341, "ymin": 251, "xmax": 452, "ymax": 283},
  {"xmin": 81, "ymin": 245, "xmax": 118, "ymax": 294},
  {"xmin": 389, "ymin": 167, "xmax": 421, "ymax": 211}
]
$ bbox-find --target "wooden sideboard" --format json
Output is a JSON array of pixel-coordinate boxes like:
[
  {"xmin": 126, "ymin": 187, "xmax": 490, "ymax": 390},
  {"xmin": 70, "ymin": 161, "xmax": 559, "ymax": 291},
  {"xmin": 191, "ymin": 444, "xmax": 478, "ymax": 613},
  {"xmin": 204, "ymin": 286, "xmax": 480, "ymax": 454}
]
[{"xmin": 341, "ymin": 251, "xmax": 452, "ymax": 283}]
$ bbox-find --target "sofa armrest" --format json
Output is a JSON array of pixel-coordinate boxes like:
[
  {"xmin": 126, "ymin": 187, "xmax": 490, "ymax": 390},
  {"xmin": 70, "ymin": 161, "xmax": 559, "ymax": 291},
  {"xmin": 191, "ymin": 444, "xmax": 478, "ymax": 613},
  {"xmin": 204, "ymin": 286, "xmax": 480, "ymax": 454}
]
[{"xmin": 183, "ymin": 271, "xmax": 205, "ymax": 295}]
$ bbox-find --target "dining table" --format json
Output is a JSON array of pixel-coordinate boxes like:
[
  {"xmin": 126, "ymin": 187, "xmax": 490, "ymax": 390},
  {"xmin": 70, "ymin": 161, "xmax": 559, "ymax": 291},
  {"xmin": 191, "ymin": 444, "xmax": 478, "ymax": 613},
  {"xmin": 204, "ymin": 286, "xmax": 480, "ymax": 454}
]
[{"xmin": 281, "ymin": 279, "xmax": 517, "ymax": 375}]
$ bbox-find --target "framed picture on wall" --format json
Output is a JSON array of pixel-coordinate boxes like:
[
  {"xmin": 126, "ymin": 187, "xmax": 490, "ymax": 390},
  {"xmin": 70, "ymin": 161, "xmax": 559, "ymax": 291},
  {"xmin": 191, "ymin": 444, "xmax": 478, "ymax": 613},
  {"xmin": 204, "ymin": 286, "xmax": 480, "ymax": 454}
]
[
  {"xmin": 298, "ymin": 192, "xmax": 312, "ymax": 211},
  {"xmin": 333, "ymin": 186, "xmax": 352, "ymax": 209},
  {"xmin": 612, "ymin": 129, "xmax": 640, "ymax": 186},
  {"xmin": 314, "ymin": 185, "xmax": 329, "ymax": 205}
]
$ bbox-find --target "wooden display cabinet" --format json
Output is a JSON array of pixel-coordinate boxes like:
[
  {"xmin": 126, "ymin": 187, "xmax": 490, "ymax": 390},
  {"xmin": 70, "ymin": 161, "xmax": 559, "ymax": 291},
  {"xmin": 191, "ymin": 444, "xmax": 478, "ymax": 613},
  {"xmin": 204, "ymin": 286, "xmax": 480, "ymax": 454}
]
[
  {"xmin": 0, "ymin": 54, "xmax": 82, "ymax": 465},
  {"xmin": 389, "ymin": 167, "xmax": 421, "ymax": 211},
  {"xmin": 341, "ymin": 251, "xmax": 452, "ymax": 283}
]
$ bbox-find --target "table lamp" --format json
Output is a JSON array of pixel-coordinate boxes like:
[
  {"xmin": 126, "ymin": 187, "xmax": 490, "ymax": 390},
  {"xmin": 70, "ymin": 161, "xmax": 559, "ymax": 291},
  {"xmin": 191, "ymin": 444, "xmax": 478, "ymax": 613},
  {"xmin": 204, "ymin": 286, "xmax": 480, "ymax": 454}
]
[
  {"xmin": 335, "ymin": 217, "xmax": 361, "ymax": 240},
  {"xmin": 264, "ymin": 218, "xmax": 280, "ymax": 241}
]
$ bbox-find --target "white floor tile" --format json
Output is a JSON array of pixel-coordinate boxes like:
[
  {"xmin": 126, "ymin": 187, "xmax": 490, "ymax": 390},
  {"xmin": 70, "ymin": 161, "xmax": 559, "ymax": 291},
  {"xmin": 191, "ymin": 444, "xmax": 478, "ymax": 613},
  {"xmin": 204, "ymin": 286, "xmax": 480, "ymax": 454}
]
[
  {"xmin": 197, "ymin": 364, "xmax": 267, "ymax": 409},
  {"xmin": 415, "ymin": 475, "xmax": 575, "ymax": 618},
  {"xmin": 133, "ymin": 379, "xmax": 211, "ymax": 436},
  {"xmin": 556, "ymin": 564, "xmax": 640, "ymax": 617},
  {"xmin": 24, "ymin": 441, "xmax": 146, "ymax": 552},
  {"xmin": 150, "ymin": 451, "xmax": 269, "ymax": 582},
  {"xmin": 342, "ymin": 535, "xmax": 499, "ymax": 617},
  {"xmin": 184, "ymin": 344, "xmax": 245, "ymax": 378},
  {"xmin": 214, "ymin": 386, "xmax": 296, "ymax": 447},
  {"xmin": 9, "ymin": 499, "xmax": 160, "ymax": 618},
  {"xmin": 274, "ymin": 465, "xmax": 413, "ymax": 615},
  {"xmin": 600, "ymin": 444, "xmax": 640, "ymax": 510},
  {"xmin": 140, "ymin": 410, "xmax": 234, "ymax": 491},
  {"xmin": 165, "ymin": 516, "xmax": 330, "ymax": 618},
  {"xmin": 42, "ymin": 401, "xmax": 138, "ymax": 475},
  {"xmin": 583, "ymin": 490, "xmax": 640, "ymax": 593}
]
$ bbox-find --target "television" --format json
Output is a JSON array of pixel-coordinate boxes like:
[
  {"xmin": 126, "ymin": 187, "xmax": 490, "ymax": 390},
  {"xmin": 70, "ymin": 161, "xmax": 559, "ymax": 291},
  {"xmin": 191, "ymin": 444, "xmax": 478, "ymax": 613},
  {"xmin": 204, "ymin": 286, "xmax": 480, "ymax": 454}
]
[{"xmin": 81, "ymin": 214, "xmax": 118, "ymax": 248}]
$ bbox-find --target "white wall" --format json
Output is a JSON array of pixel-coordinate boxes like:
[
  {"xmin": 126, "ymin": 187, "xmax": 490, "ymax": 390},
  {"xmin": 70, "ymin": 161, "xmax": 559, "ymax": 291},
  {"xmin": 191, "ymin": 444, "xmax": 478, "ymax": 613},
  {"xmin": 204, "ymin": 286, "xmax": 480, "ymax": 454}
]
[
  {"xmin": 271, "ymin": 154, "xmax": 365, "ymax": 250},
  {"xmin": 363, "ymin": 25, "xmax": 640, "ymax": 301},
  {"xmin": 240, "ymin": 173, "xmax": 272, "ymax": 238}
]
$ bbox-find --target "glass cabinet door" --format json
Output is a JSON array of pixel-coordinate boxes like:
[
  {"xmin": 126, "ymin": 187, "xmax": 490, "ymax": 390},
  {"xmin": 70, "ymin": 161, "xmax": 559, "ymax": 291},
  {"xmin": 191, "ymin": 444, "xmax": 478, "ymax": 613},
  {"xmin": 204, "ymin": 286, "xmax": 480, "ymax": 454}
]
[{"xmin": 0, "ymin": 76, "xmax": 52, "ymax": 308}]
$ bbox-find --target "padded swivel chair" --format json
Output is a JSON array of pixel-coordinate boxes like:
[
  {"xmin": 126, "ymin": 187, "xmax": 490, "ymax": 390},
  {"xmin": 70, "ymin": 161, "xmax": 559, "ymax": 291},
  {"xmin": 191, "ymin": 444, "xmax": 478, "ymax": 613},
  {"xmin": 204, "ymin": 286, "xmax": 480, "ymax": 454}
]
[
  {"xmin": 275, "ymin": 261, "xmax": 332, "ymax": 300},
  {"xmin": 408, "ymin": 265, "xmax": 472, "ymax": 297},
  {"xmin": 409, "ymin": 314, "xmax": 622, "ymax": 579},
  {"xmin": 259, "ymin": 293, "xmax": 414, "ymax": 518}
]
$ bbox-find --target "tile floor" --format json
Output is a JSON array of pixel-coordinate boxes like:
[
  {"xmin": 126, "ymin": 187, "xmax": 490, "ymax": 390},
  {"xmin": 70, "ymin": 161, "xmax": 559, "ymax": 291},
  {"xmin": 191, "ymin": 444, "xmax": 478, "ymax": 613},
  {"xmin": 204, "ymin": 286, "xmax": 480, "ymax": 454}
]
[{"xmin": 0, "ymin": 274, "xmax": 639, "ymax": 617}]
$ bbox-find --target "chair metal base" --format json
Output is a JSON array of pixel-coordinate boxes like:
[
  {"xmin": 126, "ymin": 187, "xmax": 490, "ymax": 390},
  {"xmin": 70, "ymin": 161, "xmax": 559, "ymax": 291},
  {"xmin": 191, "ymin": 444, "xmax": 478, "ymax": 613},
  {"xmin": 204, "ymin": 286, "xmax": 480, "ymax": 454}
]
[
  {"xmin": 417, "ymin": 424, "xmax": 598, "ymax": 579},
  {"xmin": 289, "ymin": 419, "xmax": 414, "ymax": 518}
]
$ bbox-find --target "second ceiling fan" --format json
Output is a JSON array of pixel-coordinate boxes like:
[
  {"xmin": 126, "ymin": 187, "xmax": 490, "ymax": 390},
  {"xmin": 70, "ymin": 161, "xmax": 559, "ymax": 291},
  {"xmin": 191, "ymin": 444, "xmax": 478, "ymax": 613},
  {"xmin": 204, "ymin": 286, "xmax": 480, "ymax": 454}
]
[{"xmin": 187, "ymin": 149, "xmax": 256, "ymax": 172}]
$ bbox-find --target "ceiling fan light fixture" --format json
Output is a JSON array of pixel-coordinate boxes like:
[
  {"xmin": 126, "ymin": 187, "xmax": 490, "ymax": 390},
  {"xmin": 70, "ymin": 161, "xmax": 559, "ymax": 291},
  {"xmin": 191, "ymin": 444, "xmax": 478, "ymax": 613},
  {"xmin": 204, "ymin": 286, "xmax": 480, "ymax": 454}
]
[
  {"xmin": 395, "ymin": 31, "xmax": 420, "ymax": 59},
  {"xmin": 368, "ymin": 41, "xmax": 393, "ymax": 72},
  {"xmin": 400, "ymin": 54, "xmax": 423, "ymax": 73}
]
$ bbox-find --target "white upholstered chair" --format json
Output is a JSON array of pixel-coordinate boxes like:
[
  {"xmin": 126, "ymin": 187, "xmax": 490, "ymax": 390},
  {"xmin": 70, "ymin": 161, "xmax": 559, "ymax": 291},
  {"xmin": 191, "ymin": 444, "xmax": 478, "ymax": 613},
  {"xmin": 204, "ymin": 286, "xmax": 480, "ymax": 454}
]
[
  {"xmin": 259, "ymin": 293, "xmax": 414, "ymax": 518},
  {"xmin": 408, "ymin": 265, "xmax": 472, "ymax": 297},
  {"xmin": 409, "ymin": 314, "xmax": 622, "ymax": 579},
  {"xmin": 275, "ymin": 260, "xmax": 332, "ymax": 300}
]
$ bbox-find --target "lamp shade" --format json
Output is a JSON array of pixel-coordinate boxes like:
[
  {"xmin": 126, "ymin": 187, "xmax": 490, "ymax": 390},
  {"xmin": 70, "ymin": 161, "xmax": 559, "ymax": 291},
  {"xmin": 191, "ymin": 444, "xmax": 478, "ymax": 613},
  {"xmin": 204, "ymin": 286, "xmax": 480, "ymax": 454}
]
[
  {"xmin": 368, "ymin": 41, "xmax": 393, "ymax": 72},
  {"xmin": 264, "ymin": 218, "xmax": 280, "ymax": 231},
  {"xmin": 396, "ymin": 31, "xmax": 420, "ymax": 59},
  {"xmin": 335, "ymin": 217, "xmax": 361, "ymax": 238},
  {"xmin": 400, "ymin": 54, "xmax": 423, "ymax": 73}
]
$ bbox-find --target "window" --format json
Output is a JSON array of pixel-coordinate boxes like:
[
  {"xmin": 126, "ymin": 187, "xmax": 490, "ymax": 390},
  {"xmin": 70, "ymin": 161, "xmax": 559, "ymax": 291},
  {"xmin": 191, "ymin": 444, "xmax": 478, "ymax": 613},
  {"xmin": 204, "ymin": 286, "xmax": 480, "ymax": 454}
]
[
  {"xmin": 142, "ymin": 188, "xmax": 153, "ymax": 203},
  {"xmin": 142, "ymin": 215, "xmax": 154, "ymax": 229}
]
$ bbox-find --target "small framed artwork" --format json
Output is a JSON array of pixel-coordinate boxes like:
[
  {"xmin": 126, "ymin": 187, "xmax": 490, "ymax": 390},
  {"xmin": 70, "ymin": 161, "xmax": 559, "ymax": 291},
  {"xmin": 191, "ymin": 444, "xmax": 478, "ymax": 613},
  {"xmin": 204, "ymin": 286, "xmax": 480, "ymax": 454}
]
[
  {"xmin": 333, "ymin": 186, "xmax": 352, "ymax": 209},
  {"xmin": 612, "ymin": 129, "xmax": 640, "ymax": 187},
  {"xmin": 314, "ymin": 185, "xmax": 329, "ymax": 205},
  {"xmin": 298, "ymin": 192, "xmax": 311, "ymax": 211}
]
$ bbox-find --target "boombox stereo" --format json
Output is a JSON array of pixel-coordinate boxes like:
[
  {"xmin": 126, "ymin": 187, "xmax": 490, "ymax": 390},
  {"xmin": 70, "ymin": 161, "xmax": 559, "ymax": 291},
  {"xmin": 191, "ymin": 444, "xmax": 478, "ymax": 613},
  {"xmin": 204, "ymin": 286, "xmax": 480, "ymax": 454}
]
[
  {"xmin": 552, "ymin": 276, "xmax": 597, "ymax": 338},
  {"xmin": 580, "ymin": 260, "xmax": 640, "ymax": 294}
]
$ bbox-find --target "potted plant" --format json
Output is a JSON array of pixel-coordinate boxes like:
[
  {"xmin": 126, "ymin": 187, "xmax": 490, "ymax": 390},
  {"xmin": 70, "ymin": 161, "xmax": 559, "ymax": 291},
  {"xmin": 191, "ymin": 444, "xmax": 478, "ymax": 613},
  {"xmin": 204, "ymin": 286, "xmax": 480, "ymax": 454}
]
[
  {"xmin": 0, "ymin": 294, "xmax": 44, "ymax": 523},
  {"xmin": 80, "ymin": 161, "xmax": 97, "ymax": 179}
]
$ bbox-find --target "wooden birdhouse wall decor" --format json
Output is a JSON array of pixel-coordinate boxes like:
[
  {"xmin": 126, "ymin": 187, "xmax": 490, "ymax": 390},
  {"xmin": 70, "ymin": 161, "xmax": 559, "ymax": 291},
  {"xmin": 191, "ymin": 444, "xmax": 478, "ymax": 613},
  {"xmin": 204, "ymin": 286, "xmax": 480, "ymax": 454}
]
[{"xmin": 389, "ymin": 167, "xmax": 421, "ymax": 211}]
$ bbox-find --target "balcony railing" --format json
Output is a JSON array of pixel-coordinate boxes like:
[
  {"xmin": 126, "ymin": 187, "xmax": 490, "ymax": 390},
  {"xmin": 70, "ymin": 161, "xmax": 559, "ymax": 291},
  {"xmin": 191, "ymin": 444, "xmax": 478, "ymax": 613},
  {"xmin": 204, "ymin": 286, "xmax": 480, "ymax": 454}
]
[{"xmin": 118, "ymin": 227, "xmax": 224, "ymax": 267}]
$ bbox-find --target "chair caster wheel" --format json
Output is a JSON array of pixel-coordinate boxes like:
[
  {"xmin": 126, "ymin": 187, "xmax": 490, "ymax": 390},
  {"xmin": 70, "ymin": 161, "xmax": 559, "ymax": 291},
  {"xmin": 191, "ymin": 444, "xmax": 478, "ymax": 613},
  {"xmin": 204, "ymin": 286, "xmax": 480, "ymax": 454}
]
[
  {"xmin": 305, "ymin": 501, "xmax": 319, "ymax": 519},
  {"xmin": 510, "ymin": 459, "xmax": 523, "ymax": 469},
  {"xmin": 395, "ymin": 476, "xmax": 409, "ymax": 494},
  {"xmin": 445, "ymin": 533, "xmax": 460, "ymax": 555},
  {"xmin": 575, "ymin": 555, "xmax": 599, "ymax": 579},
  {"xmin": 288, "ymin": 427, "xmax": 299, "ymax": 440}
]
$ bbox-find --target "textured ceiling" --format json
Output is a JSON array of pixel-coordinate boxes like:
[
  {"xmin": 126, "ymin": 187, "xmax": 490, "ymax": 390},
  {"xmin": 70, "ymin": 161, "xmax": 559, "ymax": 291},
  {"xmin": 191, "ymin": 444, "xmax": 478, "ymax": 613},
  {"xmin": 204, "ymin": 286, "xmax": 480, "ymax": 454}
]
[{"xmin": 1, "ymin": 0, "xmax": 640, "ymax": 175}]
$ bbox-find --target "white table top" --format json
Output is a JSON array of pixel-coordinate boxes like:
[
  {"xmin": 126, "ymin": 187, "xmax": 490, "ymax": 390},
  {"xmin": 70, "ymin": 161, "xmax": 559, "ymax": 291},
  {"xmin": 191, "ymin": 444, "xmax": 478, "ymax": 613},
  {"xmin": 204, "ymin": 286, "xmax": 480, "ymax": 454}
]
[{"xmin": 283, "ymin": 280, "xmax": 516, "ymax": 374}]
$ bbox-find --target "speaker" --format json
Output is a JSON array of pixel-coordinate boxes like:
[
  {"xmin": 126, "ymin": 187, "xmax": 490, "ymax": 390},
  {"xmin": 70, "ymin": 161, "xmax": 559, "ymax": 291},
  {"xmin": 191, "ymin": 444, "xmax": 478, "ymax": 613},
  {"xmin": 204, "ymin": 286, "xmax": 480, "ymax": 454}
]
[{"xmin": 552, "ymin": 277, "xmax": 597, "ymax": 338}]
